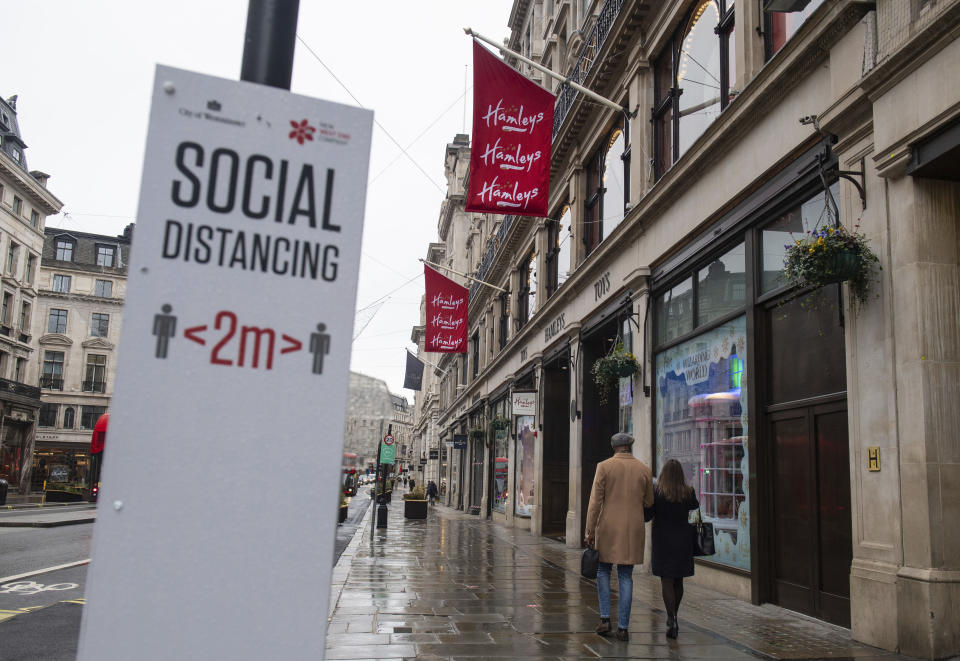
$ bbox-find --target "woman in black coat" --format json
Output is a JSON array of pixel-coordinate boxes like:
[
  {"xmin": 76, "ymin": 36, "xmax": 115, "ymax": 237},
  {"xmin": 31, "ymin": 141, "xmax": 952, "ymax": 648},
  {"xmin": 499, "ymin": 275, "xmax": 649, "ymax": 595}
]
[{"xmin": 645, "ymin": 459, "xmax": 699, "ymax": 639}]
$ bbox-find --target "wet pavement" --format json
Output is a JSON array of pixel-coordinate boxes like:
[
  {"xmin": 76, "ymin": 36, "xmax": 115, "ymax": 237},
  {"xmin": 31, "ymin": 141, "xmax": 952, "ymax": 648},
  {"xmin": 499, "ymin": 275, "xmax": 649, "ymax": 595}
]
[{"xmin": 326, "ymin": 495, "xmax": 913, "ymax": 660}]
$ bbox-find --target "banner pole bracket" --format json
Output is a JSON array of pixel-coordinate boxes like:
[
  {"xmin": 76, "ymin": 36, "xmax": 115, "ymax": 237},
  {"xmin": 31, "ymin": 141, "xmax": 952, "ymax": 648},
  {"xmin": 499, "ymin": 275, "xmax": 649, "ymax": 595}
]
[{"xmin": 420, "ymin": 259, "xmax": 507, "ymax": 293}]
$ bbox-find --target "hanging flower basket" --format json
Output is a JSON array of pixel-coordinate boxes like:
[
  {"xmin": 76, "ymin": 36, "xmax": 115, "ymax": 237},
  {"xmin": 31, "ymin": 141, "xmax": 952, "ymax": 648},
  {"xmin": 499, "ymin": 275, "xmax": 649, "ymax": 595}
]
[
  {"xmin": 591, "ymin": 341, "xmax": 639, "ymax": 406},
  {"xmin": 784, "ymin": 224, "xmax": 880, "ymax": 305},
  {"xmin": 491, "ymin": 417, "xmax": 510, "ymax": 432},
  {"xmin": 470, "ymin": 428, "xmax": 485, "ymax": 440}
]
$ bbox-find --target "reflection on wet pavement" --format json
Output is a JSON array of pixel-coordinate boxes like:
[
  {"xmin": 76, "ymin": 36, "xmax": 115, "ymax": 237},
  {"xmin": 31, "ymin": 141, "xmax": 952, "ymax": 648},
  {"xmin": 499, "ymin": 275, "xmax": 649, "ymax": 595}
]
[{"xmin": 326, "ymin": 498, "xmax": 908, "ymax": 660}]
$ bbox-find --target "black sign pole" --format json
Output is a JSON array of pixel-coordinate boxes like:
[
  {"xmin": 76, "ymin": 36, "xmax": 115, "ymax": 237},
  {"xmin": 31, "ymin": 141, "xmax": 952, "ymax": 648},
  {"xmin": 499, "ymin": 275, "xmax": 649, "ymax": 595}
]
[{"xmin": 240, "ymin": 0, "xmax": 300, "ymax": 89}]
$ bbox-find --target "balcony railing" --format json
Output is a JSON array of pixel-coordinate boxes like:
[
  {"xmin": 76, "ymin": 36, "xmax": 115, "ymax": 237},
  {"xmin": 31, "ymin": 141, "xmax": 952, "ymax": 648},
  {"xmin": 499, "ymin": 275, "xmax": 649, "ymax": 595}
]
[
  {"xmin": 82, "ymin": 380, "xmax": 106, "ymax": 393},
  {"xmin": 470, "ymin": 214, "xmax": 516, "ymax": 300},
  {"xmin": 0, "ymin": 377, "xmax": 40, "ymax": 400},
  {"xmin": 40, "ymin": 375, "xmax": 64, "ymax": 390},
  {"xmin": 553, "ymin": 0, "xmax": 624, "ymax": 138}
]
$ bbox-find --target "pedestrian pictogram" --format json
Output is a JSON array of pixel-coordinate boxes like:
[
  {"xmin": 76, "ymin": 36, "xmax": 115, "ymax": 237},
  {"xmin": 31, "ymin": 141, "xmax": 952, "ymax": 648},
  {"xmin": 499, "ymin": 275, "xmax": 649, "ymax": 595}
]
[
  {"xmin": 309, "ymin": 323, "xmax": 331, "ymax": 374},
  {"xmin": 153, "ymin": 304, "xmax": 176, "ymax": 358}
]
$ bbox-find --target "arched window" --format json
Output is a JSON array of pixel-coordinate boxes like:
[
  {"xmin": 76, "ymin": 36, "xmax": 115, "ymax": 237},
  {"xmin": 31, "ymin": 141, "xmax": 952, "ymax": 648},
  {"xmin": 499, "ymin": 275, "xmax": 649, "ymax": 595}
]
[
  {"xmin": 62, "ymin": 407, "xmax": 75, "ymax": 429},
  {"xmin": 653, "ymin": 0, "xmax": 735, "ymax": 179},
  {"xmin": 601, "ymin": 130, "xmax": 626, "ymax": 232}
]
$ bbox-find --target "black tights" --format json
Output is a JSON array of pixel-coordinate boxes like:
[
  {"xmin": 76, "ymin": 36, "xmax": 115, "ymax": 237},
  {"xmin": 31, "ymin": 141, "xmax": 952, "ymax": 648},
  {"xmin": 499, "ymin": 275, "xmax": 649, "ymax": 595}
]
[{"xmin": 660, "ymin": 577, "xmax": 684, "ymax": 618}]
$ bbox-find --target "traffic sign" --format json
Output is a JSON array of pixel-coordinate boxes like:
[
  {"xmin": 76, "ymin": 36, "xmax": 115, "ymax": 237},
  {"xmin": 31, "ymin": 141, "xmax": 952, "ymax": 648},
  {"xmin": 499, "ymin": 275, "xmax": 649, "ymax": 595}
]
[
  {"xmin": 380, "ymin": 436, "xmax": 396, "ymax": 465},
  {"xmin": 78, "ymin": 66, "xmax": 372, "ymax": 661}
]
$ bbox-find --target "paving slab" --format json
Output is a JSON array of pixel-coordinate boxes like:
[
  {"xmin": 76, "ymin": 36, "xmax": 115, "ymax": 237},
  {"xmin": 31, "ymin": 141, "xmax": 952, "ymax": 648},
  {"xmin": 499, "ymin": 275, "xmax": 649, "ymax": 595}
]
[{"xmin": 0, "ymin": 507, "xmax": 95, "ymax": 528}]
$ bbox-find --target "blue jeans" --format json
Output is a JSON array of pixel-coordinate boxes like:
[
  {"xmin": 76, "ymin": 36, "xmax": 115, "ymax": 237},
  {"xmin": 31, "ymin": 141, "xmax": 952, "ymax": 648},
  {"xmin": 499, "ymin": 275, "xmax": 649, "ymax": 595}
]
[{"xmin": 597, "ymin": 562, "xmax": 634, "ymax": 630}]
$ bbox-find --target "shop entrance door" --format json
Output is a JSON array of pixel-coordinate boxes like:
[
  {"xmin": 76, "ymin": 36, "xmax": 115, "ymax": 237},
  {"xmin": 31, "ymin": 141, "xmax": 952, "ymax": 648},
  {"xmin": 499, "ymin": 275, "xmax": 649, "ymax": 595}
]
[
  {"xmin": 470, "ymin": 439, "xmax": 484, "ymax": 515},
  {"xmin": 768, "ymin": 402, "xmax": 851, "ymax": 627},
  {"xmin": 764, "ymin": 288, "xmax": 851, "ymax": 627},
  {"xmin": 541, "ymin": 356, "xmax": 570, "ymax": 541},
  {"xmin": 579, "ymin": 320, "xmax": 621, "ymax": 545}
]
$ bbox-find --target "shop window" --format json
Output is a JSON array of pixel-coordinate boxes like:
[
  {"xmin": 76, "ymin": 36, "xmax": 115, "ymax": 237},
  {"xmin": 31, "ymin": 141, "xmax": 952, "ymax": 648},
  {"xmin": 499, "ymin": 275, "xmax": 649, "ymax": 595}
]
[
  {"xmin": 81, "ymin": 405, "xmax": 107, "ymax": 430},
  {"xmin": 91, "ymin": 312, "xmax": 110, "ymax": 338},
  {"xmin": 492, "ymin": 398, "xmax": 510, "ymax": 513},
  {"xmin": 53, "ymin": 274, "xmax": 71, "ymax": 293},
  {"xmin": 653, "ymin": 1, "xmax": 736, "ymax": 179},
  {"xmin": 697, "ymin": 243, "xmax": 746, "ymax": 325},
  {"xmin": 84, "ymin": 354, "xmax": 107, "ymax": 393},
  {"xmin": 95, "ymin": 279, "xmax": 113, "ymax": 298},
  {"xmin": 39, "ymin": 403, "xmax": 58, "ymax": 428},
  {"xmin": 764, "ymin": 0, "xmax": 825, "ymax": 59},
  {"xmin": 656, "ymin": 278, "xmax": 694, "ymax": 343},
  {"xmin": 760, "ymin": 183, "xmax": 839, "ymax": 293},
  {"xmin": 48, "ymin": 308, "xmax": 67, "ymax": 334},
  {"xmin": 618, "ymin": 318, "xmax": 634, "ymax": 435},
  {"xmin": 546, "ymin": 205, "xmax": 573, "ymax": 298},
  {"xmin": 55, "ymin": 239, "xmax": 74, "ymax": 262},
  {"xmin": 515, "ymin": 415, "xmax": 536, "ymax": 518},
  {"xmin": 655, "ymin": 315, "xmax": 749, "ymax": 570}
]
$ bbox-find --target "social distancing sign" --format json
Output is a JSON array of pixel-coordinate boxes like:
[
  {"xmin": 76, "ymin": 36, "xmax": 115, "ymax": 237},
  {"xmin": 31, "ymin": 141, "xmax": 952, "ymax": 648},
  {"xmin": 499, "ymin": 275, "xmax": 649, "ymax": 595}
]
[{"xmin": 78, "ymin": 65, "xmax": 373, "ymax": 661}]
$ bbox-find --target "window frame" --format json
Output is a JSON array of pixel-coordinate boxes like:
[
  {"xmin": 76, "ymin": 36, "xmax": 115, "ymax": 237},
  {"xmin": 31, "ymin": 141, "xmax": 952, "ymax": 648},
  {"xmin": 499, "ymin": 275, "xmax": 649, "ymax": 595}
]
[
  {"xmin": 41, "ymin": 350, "xmax": 65, "ymax": 390},
  {"xmin": 53, "ymin": 274, "xmax": 71, "ymax": 293},
  {"xmin": 55, "ymin": 239, "xmax": 75, "ymax": 262},
  {"xmin": 652, "ymin": 0, "xmax": 736, "ymax": 180},
  {"xmin": 48, "ymin": 308, "xmax": 68, "ymax": 334},
  {"xmin": 91, "ymin": 312, "xmax": 110, "ymax": 338},
  {"xmin": 96, "ymin": 245, "xmax": 116, "ymax": 268},
  {"xmin": 84, "ymin": 354, "xmax": 107, "ymax": 393}
]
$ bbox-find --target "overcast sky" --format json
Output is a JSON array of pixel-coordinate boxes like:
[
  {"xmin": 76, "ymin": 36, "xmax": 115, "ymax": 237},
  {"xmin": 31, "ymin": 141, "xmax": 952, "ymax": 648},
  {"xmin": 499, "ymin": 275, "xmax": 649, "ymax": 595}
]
[{"xmin": 5, "ymin": 0, "xmax": 513, "ymax": 398}]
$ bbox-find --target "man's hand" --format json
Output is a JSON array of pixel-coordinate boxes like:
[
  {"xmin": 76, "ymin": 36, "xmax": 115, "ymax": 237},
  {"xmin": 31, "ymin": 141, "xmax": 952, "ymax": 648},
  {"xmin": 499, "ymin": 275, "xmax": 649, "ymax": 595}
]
[{"xmin": 584, "ymin": 534, "xmax": 593, "ymax": 547}]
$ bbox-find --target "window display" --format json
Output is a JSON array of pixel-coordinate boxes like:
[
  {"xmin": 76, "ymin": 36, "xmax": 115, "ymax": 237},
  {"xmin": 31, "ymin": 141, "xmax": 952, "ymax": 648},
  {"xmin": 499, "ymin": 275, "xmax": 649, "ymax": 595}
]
[
  {"xmin": 655, "ymin": 315, "xmax": 749, "ymax": 570},
  {"xmin": 515, "ymin": 415, "xmax": 535, "ymax": 517},
  {"xmin": 493, "ymin": 426, "xmax": 509, "ymax": 512}
]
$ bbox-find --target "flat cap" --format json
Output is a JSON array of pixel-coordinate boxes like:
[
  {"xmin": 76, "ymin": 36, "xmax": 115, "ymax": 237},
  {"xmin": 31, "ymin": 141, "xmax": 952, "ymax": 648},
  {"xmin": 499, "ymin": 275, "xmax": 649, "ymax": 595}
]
[{"xmin": 610, "ymin": 432, "xmax": 634, "ymax": 447}]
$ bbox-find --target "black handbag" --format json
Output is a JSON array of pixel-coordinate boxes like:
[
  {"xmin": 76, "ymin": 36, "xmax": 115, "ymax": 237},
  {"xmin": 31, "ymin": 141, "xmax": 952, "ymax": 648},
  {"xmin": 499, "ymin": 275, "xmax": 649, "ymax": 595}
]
[
  {"xmin": 692, "ymin": 508, "xmax": 715, "ymax": 557},
  {"xmin": 581, "ymin": 543, "xmax": 599, "ymax": 579}
]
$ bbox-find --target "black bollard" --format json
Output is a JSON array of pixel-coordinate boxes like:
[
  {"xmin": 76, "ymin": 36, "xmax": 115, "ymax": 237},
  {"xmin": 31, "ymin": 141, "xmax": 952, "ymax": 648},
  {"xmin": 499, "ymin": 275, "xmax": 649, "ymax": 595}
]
[{"xmin": 376, "ymin": 497, "xmax": 388, "ymax": 529}]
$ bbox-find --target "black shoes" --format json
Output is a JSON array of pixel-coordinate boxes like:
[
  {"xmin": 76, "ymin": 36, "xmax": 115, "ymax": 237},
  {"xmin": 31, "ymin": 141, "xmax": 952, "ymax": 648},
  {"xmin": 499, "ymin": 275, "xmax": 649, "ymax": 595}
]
[
  {"xmin": 596, "ymin": 619, "xmax": 612, "ymax": 635},
  {"xmin": 666, "ymin": 614, "xmax": 678, "ymax": 639},
  {"xmin": 615, "ymin": 628, "xmax": 629, "ymax": 641}
]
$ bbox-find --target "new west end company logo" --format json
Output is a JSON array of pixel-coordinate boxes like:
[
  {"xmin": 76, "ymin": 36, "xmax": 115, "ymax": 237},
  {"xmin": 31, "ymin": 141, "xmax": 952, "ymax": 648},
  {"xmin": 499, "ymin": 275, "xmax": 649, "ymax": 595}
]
[
  {"xmin": 288, "ymin": 119, "xmax": 353, "ymax": 146},
  {"xmin": 289, "ymin": 119, "xmax": 316, "ymax": 145}
]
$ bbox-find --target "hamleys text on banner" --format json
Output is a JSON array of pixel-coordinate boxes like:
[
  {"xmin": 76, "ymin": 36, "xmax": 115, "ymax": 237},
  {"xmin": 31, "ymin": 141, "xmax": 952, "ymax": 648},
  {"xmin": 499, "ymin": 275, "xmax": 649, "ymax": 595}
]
[
  {"xmin": 424, "ymin": 265, "xmax": 468, "ymax": 353},
  {"xmin": 466, "ymin": 40, "xmax": 554, "ymax": 218}
]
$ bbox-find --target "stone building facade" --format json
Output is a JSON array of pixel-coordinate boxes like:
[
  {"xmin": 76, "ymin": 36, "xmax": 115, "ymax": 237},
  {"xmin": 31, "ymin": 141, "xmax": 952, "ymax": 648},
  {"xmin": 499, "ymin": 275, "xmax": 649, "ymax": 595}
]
[
  {"xmin": 389, "ymin": 393, "xmax": 413, "ymax": 468},
  {"xmin": 342, "ymin": 371, "xmax": 394, "ymax": 467},
  {"xmin": 0, "ymin": 94, "xmax": 63, "ymax": 493},
  {"xmin": 413, "ymin": 1, "xmax": 960, "ymax": 656},
  {"xmin": 31, "ymin": 226, "xmax": 131, "ymax": 491}
]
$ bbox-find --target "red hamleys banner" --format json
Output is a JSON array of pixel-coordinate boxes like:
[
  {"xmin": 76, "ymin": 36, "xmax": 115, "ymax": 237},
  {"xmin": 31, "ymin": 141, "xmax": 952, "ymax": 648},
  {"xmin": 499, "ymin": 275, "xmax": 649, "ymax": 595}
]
[
  {"xmin": 466, "ymin": 40, "xmax": 554, "ymax": 218},
  {"xmin": 424, "ymin": 265, "xmax": 468, "ymax": 353}
]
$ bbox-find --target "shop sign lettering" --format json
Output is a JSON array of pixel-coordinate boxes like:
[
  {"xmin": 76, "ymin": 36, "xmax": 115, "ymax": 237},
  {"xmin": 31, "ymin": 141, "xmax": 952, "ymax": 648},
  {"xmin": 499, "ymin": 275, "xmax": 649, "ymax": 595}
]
[
  {"xmin": 683, "ymin": 349, "xmax": 711, "ymax": 385},
  {"xmin": 544, "ymin": 312, "xmax": 566, "ymax": 343},
  {"xmin": 594, "ymin": 272, "xmax": 611, "ymax": 301},
  {"xmin": 511, "ymin": 391, "xmax": 537, "ymax": 416}
]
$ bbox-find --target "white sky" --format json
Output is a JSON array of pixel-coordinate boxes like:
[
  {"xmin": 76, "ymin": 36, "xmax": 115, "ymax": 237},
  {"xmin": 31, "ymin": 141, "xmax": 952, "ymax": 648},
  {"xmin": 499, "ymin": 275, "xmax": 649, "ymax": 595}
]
[{"xmin": 5, "ymin": 0, "xmax": 514, "ymax": 399}]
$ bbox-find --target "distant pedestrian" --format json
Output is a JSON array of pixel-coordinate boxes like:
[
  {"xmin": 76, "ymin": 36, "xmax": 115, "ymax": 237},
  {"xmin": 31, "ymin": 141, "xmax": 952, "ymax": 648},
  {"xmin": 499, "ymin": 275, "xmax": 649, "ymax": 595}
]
[
  {"xmin": 645, "ymin": 458, "xmax": 699, "ymax": 639},
  {"xmin": 584, "ymin": 433, "xmax": 654, "ymax": 642},
  {"xmin": 403, "ymin": 476, "xmax": 408, "ymax": 488},
  {"xmin": 409, "ymin": 478, "xmax": 415, "ymax": 493},
  {"xmin": 426, "ymin": 480, "xmax": 438, "ymax": 504}
]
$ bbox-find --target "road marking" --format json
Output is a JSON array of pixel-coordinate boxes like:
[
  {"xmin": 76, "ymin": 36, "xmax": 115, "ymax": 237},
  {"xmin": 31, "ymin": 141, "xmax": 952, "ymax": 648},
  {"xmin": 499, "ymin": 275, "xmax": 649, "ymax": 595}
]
[
  {"xmin": 0, "ymin": 580, "xmax": 79, "ymax": 596},
  {"xmin": 0, "ymin": 559, "xmax": 90, "ymax": 584}
]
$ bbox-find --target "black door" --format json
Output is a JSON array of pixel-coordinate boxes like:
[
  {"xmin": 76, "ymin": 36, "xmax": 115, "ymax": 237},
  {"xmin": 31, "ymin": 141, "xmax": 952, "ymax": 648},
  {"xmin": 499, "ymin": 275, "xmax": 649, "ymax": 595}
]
[
  {"xmin": 768, "ymin": 403, "xmax": 851, "ymax": 627},
  {"xmin": 764, "ymin": 288, "xmax": 852, "ymax": 627},
  {"xmin": 542, "ymin": 354, "xmax": 570, "ymax": 540},
  {"xmin": 470, "ymin": 438, "xmax": 484, "ymax": 515}
]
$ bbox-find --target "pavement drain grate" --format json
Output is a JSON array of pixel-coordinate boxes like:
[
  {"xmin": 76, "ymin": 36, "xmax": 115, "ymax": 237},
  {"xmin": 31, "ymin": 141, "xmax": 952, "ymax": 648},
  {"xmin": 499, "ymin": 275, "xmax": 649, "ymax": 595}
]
[{"xmin": 392, "ymin": 626, "xmax": 412, "ymax": 633}]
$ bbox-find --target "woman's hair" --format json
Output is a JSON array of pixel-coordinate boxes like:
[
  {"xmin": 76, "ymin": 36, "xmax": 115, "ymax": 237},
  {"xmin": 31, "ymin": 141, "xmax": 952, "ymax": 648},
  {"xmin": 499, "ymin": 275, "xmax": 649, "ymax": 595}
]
[{"xmin": 657, "ymin": 459, "xmax": 693, "ymax": 503}]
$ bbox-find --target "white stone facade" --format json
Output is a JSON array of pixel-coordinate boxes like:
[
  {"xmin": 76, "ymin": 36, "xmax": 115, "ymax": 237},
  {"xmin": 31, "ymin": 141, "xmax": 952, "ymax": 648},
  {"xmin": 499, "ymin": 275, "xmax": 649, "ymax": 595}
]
[{"xmin": 415, "ymin": 0, "xmax": 960, "ymax": 656}]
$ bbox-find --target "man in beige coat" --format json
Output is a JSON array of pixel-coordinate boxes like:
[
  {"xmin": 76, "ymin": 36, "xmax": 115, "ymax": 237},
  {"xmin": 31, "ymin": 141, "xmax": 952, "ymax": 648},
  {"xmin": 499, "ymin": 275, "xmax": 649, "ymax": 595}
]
[{"xmin": 584, "ymin": 432, "xmax": 655, "ymax": 641}]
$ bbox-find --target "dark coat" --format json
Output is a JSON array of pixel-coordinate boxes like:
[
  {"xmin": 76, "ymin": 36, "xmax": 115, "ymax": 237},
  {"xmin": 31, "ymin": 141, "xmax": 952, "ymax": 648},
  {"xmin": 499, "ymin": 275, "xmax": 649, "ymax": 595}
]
[{"xmin": 645, "ymin": 490, "xmax": 699, "ymax": 578}]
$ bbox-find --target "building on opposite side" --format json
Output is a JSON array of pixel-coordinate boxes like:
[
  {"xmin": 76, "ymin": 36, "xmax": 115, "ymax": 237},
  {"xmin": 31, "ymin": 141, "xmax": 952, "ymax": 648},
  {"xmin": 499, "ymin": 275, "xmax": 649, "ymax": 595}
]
[
  {"xmin": 0, "ymin": 94, "xmax": 63, "ymax": 494},
  {"xmin": 31, "ymin": 225, "xmax": 131, "ymax": 492}
]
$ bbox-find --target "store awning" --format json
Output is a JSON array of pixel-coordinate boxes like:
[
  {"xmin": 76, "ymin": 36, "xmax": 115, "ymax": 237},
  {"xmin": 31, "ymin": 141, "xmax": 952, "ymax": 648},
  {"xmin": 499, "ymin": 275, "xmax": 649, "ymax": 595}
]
[{"xmin": 908, "ymin": 118, "xmax": 960, "ymax": 181}]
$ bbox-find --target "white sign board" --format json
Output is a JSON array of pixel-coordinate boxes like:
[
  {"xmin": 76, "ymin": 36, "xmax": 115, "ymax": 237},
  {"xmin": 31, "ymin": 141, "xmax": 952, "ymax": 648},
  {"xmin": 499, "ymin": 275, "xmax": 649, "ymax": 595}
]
[
  {"xmin": 78, "ymin": 66, "xmax": 372, "ymax": 660},
  {"xmin": 511, "ymin": 390, "xmax": 537, "ymax": 416}
]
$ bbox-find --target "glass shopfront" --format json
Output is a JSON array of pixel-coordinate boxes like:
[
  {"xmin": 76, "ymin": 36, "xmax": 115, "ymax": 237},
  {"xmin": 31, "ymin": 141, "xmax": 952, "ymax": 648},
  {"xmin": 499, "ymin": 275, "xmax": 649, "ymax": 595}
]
[
  {"xmin": 514, "ymin": 415, "xmax": 535, "ymax": 517},
  {"xmin": 656, "ymin": 315, "xmax": 749, "ymax": 570},
  {"xmin": 491, "ymin": 397, "xmax": 509, "ymax": 513},
  {"xmin": 31, "ymin": 445, "xmax": 91, "ymax": 493}
]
